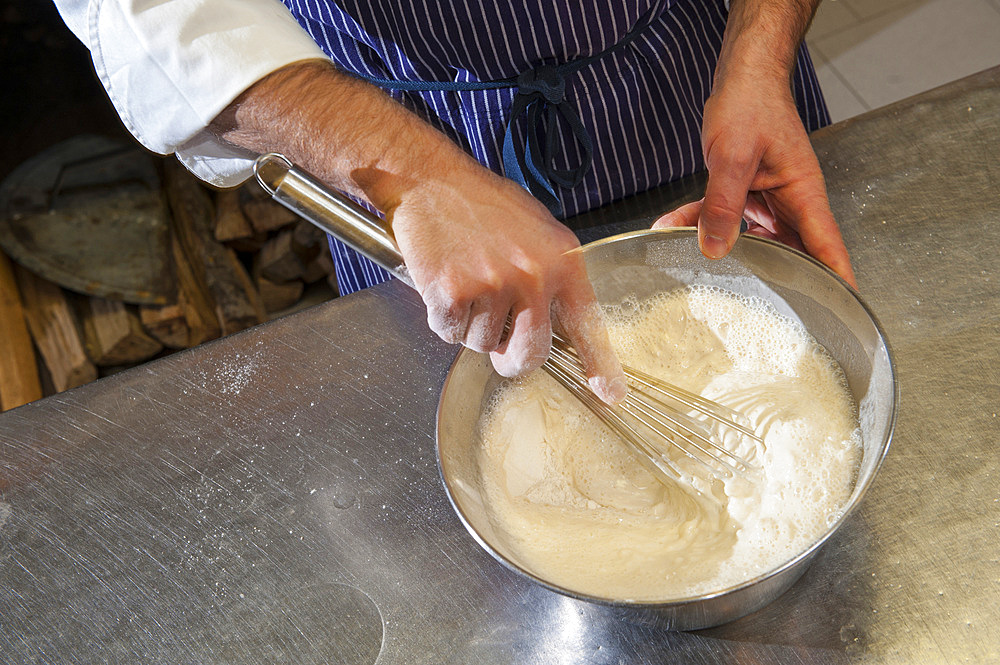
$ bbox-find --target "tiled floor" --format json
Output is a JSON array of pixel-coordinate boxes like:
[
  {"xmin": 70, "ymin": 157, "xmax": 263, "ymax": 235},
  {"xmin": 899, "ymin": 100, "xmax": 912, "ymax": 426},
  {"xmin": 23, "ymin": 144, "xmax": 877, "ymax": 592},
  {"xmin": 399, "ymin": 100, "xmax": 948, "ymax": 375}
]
[{"xmin": 806, "ymin": 0, "xmax": 1000, "ymax": 122}]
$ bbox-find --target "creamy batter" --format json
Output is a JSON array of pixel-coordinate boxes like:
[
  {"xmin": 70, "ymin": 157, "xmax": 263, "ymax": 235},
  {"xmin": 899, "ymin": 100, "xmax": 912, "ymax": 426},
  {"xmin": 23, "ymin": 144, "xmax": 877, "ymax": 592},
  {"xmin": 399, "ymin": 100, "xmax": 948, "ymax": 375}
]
[{"xmin": 476, "ymin": 285, "xmax": 862, "ymax": 601}]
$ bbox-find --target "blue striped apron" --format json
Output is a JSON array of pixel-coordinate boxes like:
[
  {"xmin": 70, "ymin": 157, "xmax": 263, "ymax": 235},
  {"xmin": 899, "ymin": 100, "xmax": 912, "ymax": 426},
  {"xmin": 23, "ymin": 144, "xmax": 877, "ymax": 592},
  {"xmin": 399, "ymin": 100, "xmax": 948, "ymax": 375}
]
[{"xmin": 279, "ymin": 0, "xmax": 831, "ymax": 294}]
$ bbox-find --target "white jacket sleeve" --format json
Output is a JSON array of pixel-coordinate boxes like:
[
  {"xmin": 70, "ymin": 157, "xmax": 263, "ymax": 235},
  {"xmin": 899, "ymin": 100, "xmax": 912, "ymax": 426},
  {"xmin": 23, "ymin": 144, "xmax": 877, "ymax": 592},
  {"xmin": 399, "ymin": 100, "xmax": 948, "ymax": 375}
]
[{"xmin": 52, "ymin": 0, "xmax": 328, "ymax": 187}]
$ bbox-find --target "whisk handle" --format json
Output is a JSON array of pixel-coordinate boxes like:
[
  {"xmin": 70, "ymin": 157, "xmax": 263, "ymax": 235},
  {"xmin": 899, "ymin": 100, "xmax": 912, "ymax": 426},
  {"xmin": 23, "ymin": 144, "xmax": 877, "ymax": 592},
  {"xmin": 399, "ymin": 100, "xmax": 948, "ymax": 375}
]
[{"xmin": 252, "ymin": 153, "xmax": 413, "ymax": 287}]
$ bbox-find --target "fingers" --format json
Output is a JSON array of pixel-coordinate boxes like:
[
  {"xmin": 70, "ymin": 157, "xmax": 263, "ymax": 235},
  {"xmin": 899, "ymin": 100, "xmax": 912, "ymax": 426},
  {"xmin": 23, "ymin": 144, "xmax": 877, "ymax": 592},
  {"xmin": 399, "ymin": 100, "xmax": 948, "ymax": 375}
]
[
  {"xmin": 806, "ymin": 233, "xmax": 856, "ymax": 288},
  {"xmin": 489, "ymin": 300, "xmax": 551, "ymax": 378},
  {"xmin": 655, "ymin": 175, "xmax": 856, "ymax": 287},
  {"xmin": 742, "ymin": 192, "xmax": 776, "ymax": 231},
  {"xmin": 761, "ymin": 184, "xmax": 857, "ymax": 288},
  {"xmin": 477, "ymin": 251, "xmax": 626, "ymax": 406},
  {"xmin": 652, "ymin": 199, "xmax": 703, "ymax": 229},
  {"xmin": 424, "ymin": 276, "xmax": 512, "ymax": 351},
  {"xmin": 423, "ymin": 280, "xmax": 471, "ymax": 345},
  {"xmin": 464, "ymin": 293, "xmax": 512, "ymax": 352},
  {"xmin": 700, "ymin": 140, "xmax": 759, "ymax": 259},
  {"xmin": 551, "ymin": 253, "xmax": 626, "ymax": 405},
  {"xmin": 742, "ymin": 192, "xmax": 805, "ymax": 251},
  {"xmin": 743, "ymin": 222, "xmax": 806, "ymax": 252},
  {"xmin": 425, "ymin": 274, "xmax": 551, "ymax": 376}
]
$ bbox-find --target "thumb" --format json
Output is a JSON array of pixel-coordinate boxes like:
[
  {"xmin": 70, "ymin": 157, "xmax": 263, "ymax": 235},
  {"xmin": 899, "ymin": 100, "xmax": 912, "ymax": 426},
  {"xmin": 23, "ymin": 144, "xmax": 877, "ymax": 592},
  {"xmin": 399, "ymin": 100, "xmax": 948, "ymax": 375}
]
[{"xmin": 700, "ymin": 143, "xmax": 758, "ymax": 259}]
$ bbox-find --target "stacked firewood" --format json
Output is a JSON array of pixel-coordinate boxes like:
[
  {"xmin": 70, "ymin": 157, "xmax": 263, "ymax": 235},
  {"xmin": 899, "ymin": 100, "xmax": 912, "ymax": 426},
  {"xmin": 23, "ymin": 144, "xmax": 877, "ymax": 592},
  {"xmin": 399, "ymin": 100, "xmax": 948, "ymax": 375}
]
[{"xmin": 0, "ymin": 159, "xmax": 337, "ymax": 411}]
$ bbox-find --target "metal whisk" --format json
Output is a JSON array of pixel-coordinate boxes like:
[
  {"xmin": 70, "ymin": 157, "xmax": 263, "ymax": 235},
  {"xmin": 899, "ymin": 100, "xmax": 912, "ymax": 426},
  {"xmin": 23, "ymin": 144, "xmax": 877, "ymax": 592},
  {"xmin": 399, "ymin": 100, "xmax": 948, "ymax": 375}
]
[
  {"xmin": 542, "ymin": 331, "xmax": 763, "ymax": 488},
  {"xmin": 252, "ymin": 153, "xmax": 762, "ymax": 490}
]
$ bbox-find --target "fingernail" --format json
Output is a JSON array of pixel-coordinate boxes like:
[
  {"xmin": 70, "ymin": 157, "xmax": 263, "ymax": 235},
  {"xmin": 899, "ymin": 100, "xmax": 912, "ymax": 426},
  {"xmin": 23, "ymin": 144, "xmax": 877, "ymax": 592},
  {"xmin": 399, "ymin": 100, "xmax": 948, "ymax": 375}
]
[
  {"xmin": 590, "ymin": 375, "xmax": 628, "ymax": 405},
  {"xmin": 702, "ymin": 234, "xmax": 729, "ymax": 259}
]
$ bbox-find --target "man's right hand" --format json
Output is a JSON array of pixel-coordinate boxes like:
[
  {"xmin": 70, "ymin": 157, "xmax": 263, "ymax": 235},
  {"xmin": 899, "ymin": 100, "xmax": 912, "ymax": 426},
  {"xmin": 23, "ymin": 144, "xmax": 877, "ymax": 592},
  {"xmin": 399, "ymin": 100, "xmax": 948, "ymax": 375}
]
[
  {"xmin": 381, "ymin": 151, "xmax": 626, "ymax": 403},
  {"xmin": 214, "ymin": 59, "xmax": 626, "ymax": 404}
]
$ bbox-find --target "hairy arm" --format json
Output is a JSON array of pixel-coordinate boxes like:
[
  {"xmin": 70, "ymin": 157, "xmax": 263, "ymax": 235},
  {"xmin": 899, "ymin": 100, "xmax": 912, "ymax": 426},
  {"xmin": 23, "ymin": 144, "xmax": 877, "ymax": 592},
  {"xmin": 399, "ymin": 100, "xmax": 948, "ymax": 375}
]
[
  {"xmin": 717, "ymin": 0, "xmax": 818, "ymax": 83},
  {"xmin": 213, "ymin": 60, "xmax": 452, "ymax": 205},
  {"xmin": 213, "ymin": 60, "xmax": 626, "ymax": 402}
]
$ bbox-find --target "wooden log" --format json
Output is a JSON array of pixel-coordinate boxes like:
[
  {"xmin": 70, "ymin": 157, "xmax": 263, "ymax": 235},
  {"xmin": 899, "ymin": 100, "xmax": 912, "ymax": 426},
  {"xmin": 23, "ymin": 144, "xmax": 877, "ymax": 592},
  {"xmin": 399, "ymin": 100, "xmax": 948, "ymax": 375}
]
[
  {"xmin": 170, "ymin": 234, "xmax": 220, "ymax": 346},
  {"xmin": 226, "ymin": 246, "xmax": 268, "ymax": 325},
  {"xmin": 0, "ymin": 251, "xmax": 42, "ymax": 410},
  {"xmin": 256, "ymin": 275, "xmax": 304, "ymax": 314},
  {"xmin": 224, "ymin": 231, "xmax": 268, "ymax": 254},
  {"xmin": 14, "ymin": 265, "xmax": 97, "ymax": 393},
  {"xmin": 79, "ymin": 296, "xmax": 163, "ymax": 366},
  {"xmin": 256, "ymin": 229, "xmax": 305, "ymax": 283},
  {"xmin": 240, "ymin": 186, "xmax": 297, "ymax": 233},
  {"xmin": 139, "ymin": 302, "xmax": 190, "ymax": 349},
  {"xmin": 301, "ymin": 244, "xmax": 335, "ymax": 284},
  {"xmin": 290, "ymin": 219, "xmax": 325, "ymax": 260},
  {"xmin": 35, "ymin": 358, "xmax": 56, "ymax": 401},
  {"xmin": 164, "ymin": 160, "xmax": 264, "ymax": 337},
  {"xmin": 213, "ymin": 188, "xmax": 254, "ymax": 242}
]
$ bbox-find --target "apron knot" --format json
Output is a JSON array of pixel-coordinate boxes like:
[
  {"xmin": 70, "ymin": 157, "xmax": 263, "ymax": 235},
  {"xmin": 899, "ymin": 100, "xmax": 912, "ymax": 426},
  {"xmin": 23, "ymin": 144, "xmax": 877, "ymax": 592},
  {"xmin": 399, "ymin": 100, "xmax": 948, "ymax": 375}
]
[
  {"xmin": 516, "ymin": 65, "xmax": 566, "ymax": 104},
  {"xmin": 503, "ymin": 63, "xmax": 593, "ymax": 217},
  {"xmin": 350, "ymin": 8, "xmax": 660, "ymax": 218}
]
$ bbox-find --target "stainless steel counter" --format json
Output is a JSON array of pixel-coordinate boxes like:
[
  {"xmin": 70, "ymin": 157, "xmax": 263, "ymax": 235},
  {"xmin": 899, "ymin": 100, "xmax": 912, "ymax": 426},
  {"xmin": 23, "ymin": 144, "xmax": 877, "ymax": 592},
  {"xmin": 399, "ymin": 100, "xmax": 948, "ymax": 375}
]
[{"xmin": 2, "ymin": 67, "xmax": 999, "ymax": 664}]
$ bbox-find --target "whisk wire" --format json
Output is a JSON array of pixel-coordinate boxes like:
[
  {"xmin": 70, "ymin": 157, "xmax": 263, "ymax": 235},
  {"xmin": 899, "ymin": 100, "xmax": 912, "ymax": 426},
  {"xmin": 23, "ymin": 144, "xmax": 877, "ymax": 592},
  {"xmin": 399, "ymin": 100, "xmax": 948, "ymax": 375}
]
[
  {"xmin": 623, "ymin": 365, "xmax": 761, "ymax": 441},
  {"xmin": 544, "ymin": 332, "xmax": 762, "ymax": 487},
  {"xmin": 541, "ymin": 356, "xmax": 687, "ymax": 486},
  {"xmin": 547, "ymin": 345, "xmax": 742, "ymax": 480},
  {"xmin": 620, "ymin": 391, "xmax": 753, "ymax": 477}
]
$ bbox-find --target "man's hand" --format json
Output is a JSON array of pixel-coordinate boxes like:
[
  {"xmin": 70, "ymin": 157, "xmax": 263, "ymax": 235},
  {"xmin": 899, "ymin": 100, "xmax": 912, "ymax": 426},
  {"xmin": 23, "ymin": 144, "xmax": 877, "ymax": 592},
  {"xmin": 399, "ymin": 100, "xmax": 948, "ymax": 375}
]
[
  {"xmin": 383, "ymin": 157, "xmax": 625, "ymax": 403},
  {"xmin": 653, "ymin": 0, "xmax": 856, "ymax": 287},
  {"xmin": 214, "ymin": 60, "xmax": 626, "ymax": 403}
]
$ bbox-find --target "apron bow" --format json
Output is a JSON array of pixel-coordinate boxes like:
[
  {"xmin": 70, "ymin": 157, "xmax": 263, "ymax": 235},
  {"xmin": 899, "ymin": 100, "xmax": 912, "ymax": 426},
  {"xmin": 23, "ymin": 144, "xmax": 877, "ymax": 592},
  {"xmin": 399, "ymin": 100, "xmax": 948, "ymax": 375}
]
[
  {"xmin": 350, "ymin": 9, "xmax": 658, "ymax": 217},
  {"xmin": 502, "ymin": 64, "xmax": 594, "ymax": 216}
]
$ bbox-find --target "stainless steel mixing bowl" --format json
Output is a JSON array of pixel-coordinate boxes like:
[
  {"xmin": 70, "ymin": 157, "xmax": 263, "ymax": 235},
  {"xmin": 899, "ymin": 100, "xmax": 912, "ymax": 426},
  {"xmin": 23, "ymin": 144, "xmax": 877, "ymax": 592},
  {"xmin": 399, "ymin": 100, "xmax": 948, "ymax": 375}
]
[
  {"xmin": 249, "ymin": 156, "xmax": 896, "ymax": 630},
  {"xmin": 436, "ymin": 228, "xmax": 897, "ymax": 630}
]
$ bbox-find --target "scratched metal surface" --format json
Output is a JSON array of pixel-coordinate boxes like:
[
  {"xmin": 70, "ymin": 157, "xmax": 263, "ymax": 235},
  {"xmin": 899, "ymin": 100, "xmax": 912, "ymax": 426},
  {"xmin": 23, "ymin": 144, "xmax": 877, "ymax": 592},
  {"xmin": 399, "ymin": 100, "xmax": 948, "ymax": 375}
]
[{"xmin": 2, "ymin": 67, "xmax": 999, "ymax": 663}]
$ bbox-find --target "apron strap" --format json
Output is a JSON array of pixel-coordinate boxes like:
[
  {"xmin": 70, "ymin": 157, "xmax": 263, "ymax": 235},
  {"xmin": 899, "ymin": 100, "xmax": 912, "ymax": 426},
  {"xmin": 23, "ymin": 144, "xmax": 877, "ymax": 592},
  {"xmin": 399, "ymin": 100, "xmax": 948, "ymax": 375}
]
[{"xmin": 350, "ymin": 8, "xmax": 659, "ymax": 218}]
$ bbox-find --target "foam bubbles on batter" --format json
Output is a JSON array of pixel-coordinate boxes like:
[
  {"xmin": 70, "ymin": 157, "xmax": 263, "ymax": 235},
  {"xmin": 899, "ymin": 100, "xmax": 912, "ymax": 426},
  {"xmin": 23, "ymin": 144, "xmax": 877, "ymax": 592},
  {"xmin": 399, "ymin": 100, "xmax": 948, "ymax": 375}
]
[{"xmin": 475, "ymin": 286, "xmax": 862, "ymax": 601}]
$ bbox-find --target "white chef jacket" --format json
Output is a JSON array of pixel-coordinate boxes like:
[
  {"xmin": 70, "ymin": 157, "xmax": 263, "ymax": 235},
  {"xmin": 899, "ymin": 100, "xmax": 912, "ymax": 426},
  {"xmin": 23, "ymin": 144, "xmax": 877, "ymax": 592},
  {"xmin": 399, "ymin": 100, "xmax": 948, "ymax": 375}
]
[{"xmin": 53, "ymin": 0, "xmax": 328, "ymax": 187}]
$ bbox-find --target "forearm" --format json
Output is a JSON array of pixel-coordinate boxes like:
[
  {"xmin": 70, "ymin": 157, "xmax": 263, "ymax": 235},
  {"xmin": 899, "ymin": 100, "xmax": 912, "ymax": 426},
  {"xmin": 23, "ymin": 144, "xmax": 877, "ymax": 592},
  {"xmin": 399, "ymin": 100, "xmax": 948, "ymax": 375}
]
[
  {"xmin": 716, "ymin": 0, "xmax": 820, "ymax": 88},
  {"xmin": 212, "ymin": 59, "xmax": 474, "ymax": 212},
  {"xmin": 212, "ymin": 60, "xmax": 625, "ymax": 398}
]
